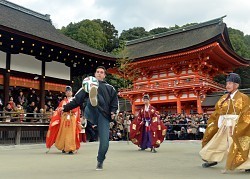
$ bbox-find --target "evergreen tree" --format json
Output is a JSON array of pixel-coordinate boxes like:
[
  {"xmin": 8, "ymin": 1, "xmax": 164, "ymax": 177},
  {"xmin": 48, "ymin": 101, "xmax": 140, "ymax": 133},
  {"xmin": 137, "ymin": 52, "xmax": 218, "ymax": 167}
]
[{"xmin": 119, "ymin": 27, "xmax": 150, "ymax": 41}]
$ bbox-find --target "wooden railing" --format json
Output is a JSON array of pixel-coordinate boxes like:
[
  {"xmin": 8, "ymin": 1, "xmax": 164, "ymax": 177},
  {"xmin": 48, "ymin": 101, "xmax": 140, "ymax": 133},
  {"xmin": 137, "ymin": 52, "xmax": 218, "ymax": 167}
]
[
  {"xmin": 0, "ymin": 111, "xmax": 51, "ymax": 123},
  {"xmin": 0, "ymin": 122, "xmax": 49, "ymax": 145},
  {"xmin": 0, "ymin": 111, "xmax": 50, "ymax": 145}
]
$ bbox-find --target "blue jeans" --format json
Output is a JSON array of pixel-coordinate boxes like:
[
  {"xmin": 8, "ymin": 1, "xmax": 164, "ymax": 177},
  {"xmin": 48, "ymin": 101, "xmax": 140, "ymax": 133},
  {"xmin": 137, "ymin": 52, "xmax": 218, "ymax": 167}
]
[{"xmin": 84, "ymin": 100, "xmax": 110, "ymax": 163}]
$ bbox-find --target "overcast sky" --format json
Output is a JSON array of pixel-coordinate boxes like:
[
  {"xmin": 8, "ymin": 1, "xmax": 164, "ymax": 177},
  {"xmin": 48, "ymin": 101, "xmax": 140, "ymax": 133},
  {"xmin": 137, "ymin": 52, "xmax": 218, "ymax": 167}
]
[{"xmin": 8, "ymin": 0, "xmax": 250, "ymax": 35}]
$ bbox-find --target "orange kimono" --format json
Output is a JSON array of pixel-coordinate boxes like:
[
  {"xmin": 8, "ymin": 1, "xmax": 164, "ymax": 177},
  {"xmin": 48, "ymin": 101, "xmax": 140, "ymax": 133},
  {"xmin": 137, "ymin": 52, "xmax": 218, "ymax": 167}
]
[{"xmin": 46, "ymin": 98, "xmax": 82, "ymax": 152}]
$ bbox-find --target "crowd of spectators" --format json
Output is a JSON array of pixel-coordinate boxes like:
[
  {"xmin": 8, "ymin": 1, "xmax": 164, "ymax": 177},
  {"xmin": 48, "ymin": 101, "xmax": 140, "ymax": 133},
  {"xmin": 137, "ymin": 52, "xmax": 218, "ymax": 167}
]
[
  {"xmin": 109, "ymin": 112, "xmax": 134, "ymax": 141},
  {"xmin": 162, "ymin": 113, "xmax": 208, "ymax": 140},
  {"xmin": 0, "ymin": 89, "xmax": 209, "ymax": 141},
  {"xmin": 0, "ymin": 88, "xmax": 64, "ymax": 122},
  {"xmin": 108, "ymin": 112, "xmax": 208, "ymax": 141}
]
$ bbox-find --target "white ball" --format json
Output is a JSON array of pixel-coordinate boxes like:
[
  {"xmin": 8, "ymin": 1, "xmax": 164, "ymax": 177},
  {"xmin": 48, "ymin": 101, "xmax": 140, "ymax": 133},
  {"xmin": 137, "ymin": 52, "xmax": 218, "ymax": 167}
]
[{"xmin": 82, "ymin": 76, "xmax": 99, "ymax": 93}]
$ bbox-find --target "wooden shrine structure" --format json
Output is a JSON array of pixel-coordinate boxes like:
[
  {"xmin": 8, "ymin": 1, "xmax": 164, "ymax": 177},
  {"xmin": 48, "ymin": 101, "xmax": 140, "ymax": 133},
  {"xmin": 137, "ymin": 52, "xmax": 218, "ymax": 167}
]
[
  {"xmin": 117, "ymin": 17, "xmax": 249, "ymax": 114},
  {"xmin": 0, "ymin": 0, "xmax": 116, "ymax": 107}
]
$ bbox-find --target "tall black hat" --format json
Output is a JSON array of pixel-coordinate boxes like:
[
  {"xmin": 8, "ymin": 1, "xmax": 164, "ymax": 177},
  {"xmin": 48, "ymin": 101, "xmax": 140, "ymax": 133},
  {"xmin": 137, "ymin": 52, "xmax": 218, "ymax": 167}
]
[
  {"xmin": 226, "ymin": 73, "xmax": 241, "ymax": 84},
  {"xmin": 143, "ymin": 94, "xmax": 150, "ymax": 100},
  {"xmin": 65, "ymin": 86, "xmax": 72, "ymax": 92}
]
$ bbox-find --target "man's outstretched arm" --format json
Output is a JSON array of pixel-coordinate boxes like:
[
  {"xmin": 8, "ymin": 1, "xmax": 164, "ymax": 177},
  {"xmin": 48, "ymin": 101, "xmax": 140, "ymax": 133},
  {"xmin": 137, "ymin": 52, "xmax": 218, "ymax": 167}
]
[{"xmin": 63, "ymin": 88, "xmax": 87, "ymax": 112}]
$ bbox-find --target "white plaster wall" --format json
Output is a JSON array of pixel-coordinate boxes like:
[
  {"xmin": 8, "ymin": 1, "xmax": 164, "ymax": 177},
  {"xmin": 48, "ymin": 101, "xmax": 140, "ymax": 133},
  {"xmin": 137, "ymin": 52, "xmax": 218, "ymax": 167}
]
[
  {"xmin": 152, "ymin": 74, "xmax": 158, "ymax": 78},
  {"xmin": 188, "ymin": 69, "xmax": 193, "ymax": 74},
  {"xmin": 160, "ymin": 95, "xmax": 167, "ymax": 100},
  {"xmin": 181, "ymin": 94, "xmax": 188, "ymax": 98},
  {"xmin": 168, "ymin": 72, "xmax": 174, "ymax": 76},
  {"xmin": 46, "ymin": 61, "xmax": 70, "ymax": 80},
  {"xmin": 169, "ymin": 95, "xmax": 176, "ymax": 99},
  {"xmin": 135, "ymin": 98, "xmax": 140, "ymax": 102},
  {"xmin": 0, "ymin": 50, "xmax": 6, "ymax": 68},
  {"xmin": 2, "ymin": 52, "xmax": 70, "ymax": 80},
  {"xmin": 151, "ymin": 96, "xmax": 157, "ymax": 101},
  {"xmin": 181, "ymin": 70, "xmax": 186, "ymax": 74},
  {"xmin": 11, "ymin": 53, "xmax": 41, "ymax": 75},
  {"xmin": 189, "ymin": 93, "xmax": 196, "ymax": 97},
  {"xmin": 159, "ymin": 73, "xmax": 166, "ymax": 77}
]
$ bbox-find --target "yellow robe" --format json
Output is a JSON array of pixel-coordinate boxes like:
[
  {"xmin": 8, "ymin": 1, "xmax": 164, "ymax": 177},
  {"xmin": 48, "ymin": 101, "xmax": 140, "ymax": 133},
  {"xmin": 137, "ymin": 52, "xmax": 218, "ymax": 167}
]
[
  {"xmin": 46, "ymin": 98, "xmax": 81, "ymax": 153},
  {"xmin": 55, "ymin": 112, "xmax": 79, "ymax": 152},
  {"xmin": 200, "ymin": 91, "xmax": 250, "ymax": 170}
]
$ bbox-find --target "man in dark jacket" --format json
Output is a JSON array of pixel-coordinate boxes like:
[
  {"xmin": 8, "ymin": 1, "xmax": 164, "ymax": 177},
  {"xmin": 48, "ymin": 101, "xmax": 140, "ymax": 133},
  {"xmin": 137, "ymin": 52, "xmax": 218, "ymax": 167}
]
[{"xmin": 62, "ymin": 66, "xmax": 119, "ymax": 171}]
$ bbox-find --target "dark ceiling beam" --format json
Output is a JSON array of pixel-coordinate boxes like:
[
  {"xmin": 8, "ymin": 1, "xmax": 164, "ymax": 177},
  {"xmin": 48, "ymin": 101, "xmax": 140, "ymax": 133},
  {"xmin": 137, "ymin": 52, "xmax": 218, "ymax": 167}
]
[
  {"xmin": 0, "ymin": 28, "xmax": 117, "ymax": 76},
  {"xmin": 0, "ymin": 25, "xmax": 116, "ymax": 61}
]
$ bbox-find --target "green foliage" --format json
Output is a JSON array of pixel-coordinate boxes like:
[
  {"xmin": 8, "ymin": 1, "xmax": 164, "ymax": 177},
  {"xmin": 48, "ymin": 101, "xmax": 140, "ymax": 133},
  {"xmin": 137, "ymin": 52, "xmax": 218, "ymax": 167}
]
[
  {"xmin": 180, "ymin": 23, "xmax": 198, "ymax": 28},
  {"xmin": 227, "ymin": 28, "xmax": 250, "ymax": 88},
  {"xmin": 117, "ymin": 59, "xmax": 140, "ymax": 88},
  {"xmin": 60, "ymin": 19, "xmax": 120, "ymax": 52},
  {"xmin": 168, "ymin": 24, "xmax": 180, "ymax": 31},
  {"xmin": 149, "ymin": 27, "xmax": 169, "ymax": 35},
  {"xmin": 111, "ymin": 41, "xmax": 126, "ymax": 56},
  {"xmin": 119, "ymin": 27, "xmax": 150, "ymax": 41},
  {"xmin": 214, "ymin": 66, "xmax": 250, "ymax": 89},
  {"xmin": 119, "ymin": 24, "xmax": 195, "ymax": 41},
  {"xmin": 93, "ymin": 19, "xmax": 119, "ymax": 52},
  {"xmin": 213, "ymin": 74, "xmax": 226, "ymax": 86},
  {"xmin": 234, "ymin": 67, "xmax": 250, "ymax": 88},
  {"xmin": 61, "ymin": 20, "xmax": 107, "ymax": 51},
  {"xmin": 228, "ymin": 28, "xmax": 250, "ymax": 58},
  {"xmin": 72, "ymin": 74, "xmax": 90, "ymax": 92},
  {"xmin": 105, "ymin": 74, "xmax": 126, "ymax": 91},
  {"xmin": 245, "ymin": 35, "xmax": 250, "ymax": 47}
]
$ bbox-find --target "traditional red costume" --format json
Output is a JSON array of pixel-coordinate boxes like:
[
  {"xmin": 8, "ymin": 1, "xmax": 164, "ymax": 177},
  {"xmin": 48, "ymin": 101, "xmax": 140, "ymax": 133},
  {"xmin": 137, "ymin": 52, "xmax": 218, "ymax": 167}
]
[
  {"xmin": 46, "ymin": 98, "xmax": 82, "ymax": 153},
  {"xmin": 130, "ymin": 104, "xmax": 166, "ymax": 150}
]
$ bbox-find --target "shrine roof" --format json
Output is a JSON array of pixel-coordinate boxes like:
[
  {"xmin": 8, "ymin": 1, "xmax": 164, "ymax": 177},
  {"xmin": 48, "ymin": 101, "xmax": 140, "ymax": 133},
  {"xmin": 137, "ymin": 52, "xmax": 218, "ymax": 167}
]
[
  {"xmin": 0, "ymin": 0, "xmax": 116, "ymax": 59},
  {"xmin": 201, "ymin": 94, "xmax": 223, "ymax": 107},
  {"xmin": 202, "ymin": 89, "xmax": 250, "ymax": 107},
  {"xmin": 125, "ymin": 16, "xmax": 246, "ymax": 62}
]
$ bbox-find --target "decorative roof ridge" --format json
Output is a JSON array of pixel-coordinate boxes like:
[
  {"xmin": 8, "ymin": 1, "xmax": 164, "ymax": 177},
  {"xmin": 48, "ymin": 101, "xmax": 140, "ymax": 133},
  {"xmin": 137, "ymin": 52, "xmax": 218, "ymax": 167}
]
[
  {"xmin": 132, "ymin": 43, "xmax": 218, "ymax": 64},
  {"xmin": 126, "ymin": 16, "xmax": 227, "ymax": 46},
  {"xmin": 207, "ymin": 88, "xmax": 250, "ymax": 96},
  {"xmin": 0, "ymin": 0, "xmax": 51, "ymax": 23},
  {"xmin": 206, "ymin": 92, "xmax": 226, "ymax": 96},
  {"xmin": 241, "ymin": 88, "xmax": 250, "ymax": 92}
]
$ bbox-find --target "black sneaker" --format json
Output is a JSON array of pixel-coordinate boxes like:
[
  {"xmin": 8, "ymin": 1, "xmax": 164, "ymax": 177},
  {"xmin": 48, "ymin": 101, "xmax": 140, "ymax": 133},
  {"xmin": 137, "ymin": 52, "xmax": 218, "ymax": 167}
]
[
  {"xmin": 202, "ymin": 162, "xmax": 218, "ymax": 168},
  {"xmin": 89, "ymin": 86, "xmax": 98, "ymax": 107},
  {"xmin": 62, "ymin": 150, "xmax": 66, "ymax": 153},
  {"xmin": 138, "ymin": 148, "xmax": 145, "ymax": 151},
  {"xmin": 96, "ymin": 161, "xmax": 103, "ymax": 171},
  {"xmin": 151, "ymin": 148, "xmax": 157, "ymax": 153},
  {"xmin": 245, "ymin": 169, "xmax": 250, "ymax": 172},
  {"xmin": 89, "ymin": 139, "xmax": 97, "ymax": 142},
  {"xmin": 68, "ymin": 151, "xmax": 74, "ymax": 155}
]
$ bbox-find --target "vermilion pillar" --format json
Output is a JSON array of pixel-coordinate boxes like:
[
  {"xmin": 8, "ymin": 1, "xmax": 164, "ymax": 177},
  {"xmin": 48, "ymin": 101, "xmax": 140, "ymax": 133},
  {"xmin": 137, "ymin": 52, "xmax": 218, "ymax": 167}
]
[
  {"xmin": 176, "ymin": 97, "xmax": 181, "ymax": 114},
  {"xmin": 197, "ymin": 97, "xmax": 203, "ymax": 114}
]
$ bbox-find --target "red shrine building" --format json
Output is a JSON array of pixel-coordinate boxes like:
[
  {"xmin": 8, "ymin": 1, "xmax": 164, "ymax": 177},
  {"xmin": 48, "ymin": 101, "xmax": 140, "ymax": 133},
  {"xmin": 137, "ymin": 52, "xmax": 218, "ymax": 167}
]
[
  {"xmin": 118, "ymin": 17, "xmax": 249, "ymax": 114},
  {"xmin": 0, "ymin": 1, "xmax": 116, "ymax": 107}
]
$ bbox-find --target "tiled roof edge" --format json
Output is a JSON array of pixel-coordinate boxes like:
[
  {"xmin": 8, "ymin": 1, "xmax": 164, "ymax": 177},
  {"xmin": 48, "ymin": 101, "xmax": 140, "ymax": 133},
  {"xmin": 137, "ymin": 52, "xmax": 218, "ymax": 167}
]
[
  {"xmin": 126, "ymin": 16, "xmax": 226, "ymax": 46},
  {"xmin": 0, "ymin": 0, "xmax": 51, "ymax": 23}
]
